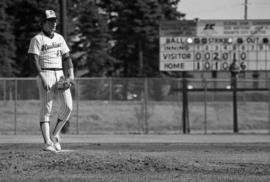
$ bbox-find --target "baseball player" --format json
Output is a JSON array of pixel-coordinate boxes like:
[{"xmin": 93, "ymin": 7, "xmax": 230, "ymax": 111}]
[{"xmin": 28, "ymin": 10, "xmax": 74, "ymax": 152}]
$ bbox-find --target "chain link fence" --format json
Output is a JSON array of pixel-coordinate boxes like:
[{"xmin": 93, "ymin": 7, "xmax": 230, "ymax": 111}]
[{"xmin": 0, "ymin": 77, "xmax": 269, "ymax": 134}]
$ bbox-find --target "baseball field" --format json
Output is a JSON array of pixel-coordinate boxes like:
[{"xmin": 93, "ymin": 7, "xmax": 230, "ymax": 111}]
[
  {"xmin": 1, "ymin": 134, "xmax": 270, "ymax": 182},
  {"xmin": 1, "ymin": 98, "xmax": 270, "ymax": 181}
]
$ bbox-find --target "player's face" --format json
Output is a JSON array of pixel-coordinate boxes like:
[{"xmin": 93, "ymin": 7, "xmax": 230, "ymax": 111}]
[{"xmin": 43, "ymin": 18, "xmax": 57, "ymax": 34}]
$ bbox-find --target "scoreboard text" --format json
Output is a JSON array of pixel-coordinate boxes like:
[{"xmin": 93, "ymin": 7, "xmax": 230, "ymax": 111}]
[{"xmin": 159, "ymin": 20, "xmax": 270, "ymax": 71}]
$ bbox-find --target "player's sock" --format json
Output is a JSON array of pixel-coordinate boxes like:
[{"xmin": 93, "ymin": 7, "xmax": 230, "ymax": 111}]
[
  {"xmin": 52, "ymin": 118, "xmax": 66, "ymax": 136},
  {"xmin": 40, "ymin": 121, "xmax": 53, "ymax": 145}
]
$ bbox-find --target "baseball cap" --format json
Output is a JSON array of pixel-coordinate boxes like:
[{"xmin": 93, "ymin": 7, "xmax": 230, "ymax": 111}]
[{"xmin": 42, "ymin": 10, "xmax": 57, "ymax": 20}]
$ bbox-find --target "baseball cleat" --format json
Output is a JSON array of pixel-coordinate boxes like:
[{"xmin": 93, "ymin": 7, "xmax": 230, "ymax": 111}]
[
  {"xmin": 52, "ymin": 135, "xmax": 61, "ymax": 151},
  {"xmin": 43, "ymin": 143, "xmax": 57, "ymax": 152},
  {"xmin": 54, "ymin": 142, "xmax": 61, "ymax": 151}
]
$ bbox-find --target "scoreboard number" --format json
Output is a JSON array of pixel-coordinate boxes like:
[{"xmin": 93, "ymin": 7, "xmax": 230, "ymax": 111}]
[
  {"xmin": 222, "ymin": 62, "xmax": 230, "ymax": 71},
  {"xmin": 222, "ymin": 52, "xmax": 229, "ymax": 60},
  {"xmin": 204, "ymin": 61, "xmax": 211, "ymax": 70},
  {"xmin": 213, "ymin": 52, "xmax": 219, "ymax": 60},
  {"xmin": 195, "ymin": 52, "xmax": 201, "ymax": 60},
  {"xmin": 240, "ymin": 52, "xmax": 246, "ymax": 60},
  {"xmin": 204, "ymin": 52, "xmax": 211, "ymax": 60}
]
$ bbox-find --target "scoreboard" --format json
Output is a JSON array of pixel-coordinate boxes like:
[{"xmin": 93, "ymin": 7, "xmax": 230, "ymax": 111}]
[{"xmin": 159, "ymin": 20, "xmax": 270, "ymax": 71}]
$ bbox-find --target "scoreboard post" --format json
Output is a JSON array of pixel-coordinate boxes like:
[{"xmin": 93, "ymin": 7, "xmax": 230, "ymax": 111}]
[{"xmin": 229, "ymin": 54, "xmax": 241, "ymax": 133}]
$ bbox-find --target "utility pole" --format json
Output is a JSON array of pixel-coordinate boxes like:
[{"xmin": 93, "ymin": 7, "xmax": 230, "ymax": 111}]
[
  {"xmin": 244, "ymin": 0, "xmax": 248, "ymax": 20},
  {"xmin": 59, "ymin": 0, "xmax": 67, "ymax": 40}
]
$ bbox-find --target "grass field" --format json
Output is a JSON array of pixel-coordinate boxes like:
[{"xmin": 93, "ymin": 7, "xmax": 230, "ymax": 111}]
[
  {"xmin": 0, "ymin": 100, "xmax": 269, "ymax": 134},
  {"xmin": 0, "ymin": 142, "xmax": 270, "ymax": 182}
]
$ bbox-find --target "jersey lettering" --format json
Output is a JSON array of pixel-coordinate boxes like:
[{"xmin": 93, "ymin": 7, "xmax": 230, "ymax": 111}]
[{"xmin": 41, "ymin": 42, "xmax": 61, "ymax": 51}]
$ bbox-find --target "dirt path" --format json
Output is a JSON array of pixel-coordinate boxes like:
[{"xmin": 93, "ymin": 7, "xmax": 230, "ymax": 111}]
[
  {"xmin": 1, "ymin": 134, "xmax": 270, "ymax": 144},
  {"xmin": 1, "ymin": 143, "xmax": 270, "ymax": 182}
]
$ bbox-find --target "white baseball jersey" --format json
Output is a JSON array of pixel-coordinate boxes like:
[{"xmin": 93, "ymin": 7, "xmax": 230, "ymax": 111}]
[{"xmin": 28, "ymin": 31, "xmax": 70, "ymax": 69}]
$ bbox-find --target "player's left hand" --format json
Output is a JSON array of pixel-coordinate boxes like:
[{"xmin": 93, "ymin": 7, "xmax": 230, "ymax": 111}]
[
  {"xmin": 66, "ymin": 77, "xmax": 75, "ymax": 87},
  {"xmin": 56, "ymin": 76, "xmax": 74, "ymax": 91}
]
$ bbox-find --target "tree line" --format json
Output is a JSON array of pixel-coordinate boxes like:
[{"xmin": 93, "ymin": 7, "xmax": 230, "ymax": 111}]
[{"xmin": 0, "ymin": 0, "xmax": 185, "ymax": 77}]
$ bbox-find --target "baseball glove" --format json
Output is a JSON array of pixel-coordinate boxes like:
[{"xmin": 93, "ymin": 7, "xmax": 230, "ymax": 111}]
[{"xmin": 56, "ymin": 76, "xmax": 73, "ymax": 91}]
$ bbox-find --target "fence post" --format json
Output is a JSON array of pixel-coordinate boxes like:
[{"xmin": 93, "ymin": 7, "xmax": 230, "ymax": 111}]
[
  {"xmin": 203, "ymin": 78, "xmax": 208, "ymax": 134},
  {"xmin": 182, "ymin": 72, "xmax": 190, "ymax": 134},
  {"xmin": 268, "ymin": 78, "xmax": 270, "ymax": 134},
  {"xmin": 109, "ymin": 77, "xmax": 113, "ymax": 101},
  {"xmin": 143, "ymin": 78, "xmax": 149, "ymax": 134},
  {"xmin": 14, "ymin": 78, "xmax": 17, "ymax": 135},
  {"xmin": 76, "ymin": 78, "xmax": 80, "ymax": 134},
  {"xmin": 3, "ymin": 79, "xmax": 6, "ymax": 101}
]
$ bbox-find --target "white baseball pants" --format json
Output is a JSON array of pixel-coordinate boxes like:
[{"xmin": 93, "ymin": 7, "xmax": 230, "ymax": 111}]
[{"xmin": 37, "ymin": 70, "xmax": 72, "ymax": 123}]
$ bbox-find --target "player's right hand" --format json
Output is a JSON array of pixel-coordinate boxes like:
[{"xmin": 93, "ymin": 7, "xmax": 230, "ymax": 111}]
[
  {"xmin": 39, "ymin": 72, "xmax": 51, "ymax": 91},
  {"xmin": 42, "ymin": 80, "xmax": 51, "ymax": 91}
]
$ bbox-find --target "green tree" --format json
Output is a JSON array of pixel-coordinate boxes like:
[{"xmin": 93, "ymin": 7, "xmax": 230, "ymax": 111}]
[
  {"xmin": 0, "ymin": 0, "xmax": 16, "ymax": 77},
  {"xmin": 99, "ymin": 0, "xmax": 185, "ymax": 77},
  {"xmin": 68, "ymin": 0, "xmax": 119, "ymax": 77},
  {"xmin": 7, "ymin": 0, "xmax": 59, "ymax": 77}
]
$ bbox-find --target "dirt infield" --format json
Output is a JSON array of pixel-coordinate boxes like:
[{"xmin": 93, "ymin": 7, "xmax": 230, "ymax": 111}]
[
  {"xmin": 1, "ymin": 134, "xmax": 270, "ymax": 181},
  {"xmin": 1, "ymin": 134, "xmax": 270, "ymax": 144}
]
